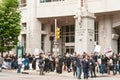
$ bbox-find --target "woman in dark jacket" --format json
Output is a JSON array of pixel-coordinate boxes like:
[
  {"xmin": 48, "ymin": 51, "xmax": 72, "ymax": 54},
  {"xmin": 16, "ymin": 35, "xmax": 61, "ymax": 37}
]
[{"xmin": 82, "ymin": 55, "xmax": 89, "ymax": 79}]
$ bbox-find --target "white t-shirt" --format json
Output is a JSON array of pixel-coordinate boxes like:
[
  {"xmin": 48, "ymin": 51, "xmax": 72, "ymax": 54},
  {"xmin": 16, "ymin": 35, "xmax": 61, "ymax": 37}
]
[
  {"xmin": 18, "ymin": 57, "xmax": 22, "ymax": 65},
  {"xmin": 97, "ymin": 58, "xmax": 101, "ymax": 65}
]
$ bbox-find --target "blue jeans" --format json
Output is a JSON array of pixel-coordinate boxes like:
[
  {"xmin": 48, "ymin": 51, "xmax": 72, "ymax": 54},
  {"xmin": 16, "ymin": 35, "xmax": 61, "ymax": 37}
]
[
  {"xmin": 7, "ymin": 62, "xmax": 11, "ymax": 69},
  {"xmin": 83, "ymin": 68, "xmax": 89, "ymax": 79},
  {"xmin": 77, "ymin": 66, "xmax": 82, "ymax": 79},
  {"xmin": 116, "ymin": 64, "xmax": 120, "ymax": 73},
  {"xmin": 113, "ymin": 64, "xmax": 120, "ymax": 74},
  {"xmin": 100, "ymin": 64, "xmax": 105, "ymax": 74}
]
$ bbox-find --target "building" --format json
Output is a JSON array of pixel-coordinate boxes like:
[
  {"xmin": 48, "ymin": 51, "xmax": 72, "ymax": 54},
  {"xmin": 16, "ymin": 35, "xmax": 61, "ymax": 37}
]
[{"xmin": 19, "ymin": 0, "xmax": 120, "ymax": 55}]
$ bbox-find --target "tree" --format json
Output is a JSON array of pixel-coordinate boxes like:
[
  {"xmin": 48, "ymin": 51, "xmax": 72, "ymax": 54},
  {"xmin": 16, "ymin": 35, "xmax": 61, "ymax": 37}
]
[{"xmin": 0, "ymin": 0, "xmax": 21, "ymax": 56}]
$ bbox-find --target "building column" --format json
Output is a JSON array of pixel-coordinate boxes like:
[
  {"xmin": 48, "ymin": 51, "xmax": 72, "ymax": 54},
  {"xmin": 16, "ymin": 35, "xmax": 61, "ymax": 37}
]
[
  {"xmin": 74, "ymin": 11, "xmax": 95, "ymax": 54},
  {"xmin": 26, "ymin": 0, "xmax": 42, "ymax": 54},
  {"xmin": 99, "ymin": 15, "xmax": 118, "ymax": 53}
]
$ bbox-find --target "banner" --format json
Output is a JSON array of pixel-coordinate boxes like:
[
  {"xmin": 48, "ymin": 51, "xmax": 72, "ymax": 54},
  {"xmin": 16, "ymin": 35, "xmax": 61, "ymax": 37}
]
[
  {"xmin": 104, "ymin": 47, "xmax": 112, "ymax": 53},
  {"xmin": 104, "ymin": 47, "xmax": 113, "ymax": 57},
  {"xmin": 94, "ymin": 45, "xmax": 101, "ymax": 52}
]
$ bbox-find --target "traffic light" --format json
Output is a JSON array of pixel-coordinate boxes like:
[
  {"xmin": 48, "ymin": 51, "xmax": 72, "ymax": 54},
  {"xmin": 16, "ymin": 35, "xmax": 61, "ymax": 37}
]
[{"xmin": 56, "ymin": 27, "xmax": 61, "ymax": 40}]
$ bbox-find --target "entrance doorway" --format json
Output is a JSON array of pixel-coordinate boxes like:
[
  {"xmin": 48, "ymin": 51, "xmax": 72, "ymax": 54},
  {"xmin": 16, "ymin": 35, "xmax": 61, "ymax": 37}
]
[
  {"xmin": 65, "ymin": 46, "xmax": 74, "ymax": 54},
  {"xmin": 61, "ymin": 24, "xmax": 75, "ymax": 55}
]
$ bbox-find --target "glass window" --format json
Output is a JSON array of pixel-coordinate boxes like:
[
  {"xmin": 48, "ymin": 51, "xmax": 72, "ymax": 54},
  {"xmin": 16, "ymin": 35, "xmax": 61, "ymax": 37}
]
[
  {"xmin": 20, "ymin": 0, "xmax": 27, "ymax": 7},
  {"xmin": 22, "ymin": 23, "xmax": 27, "ymax": 31},
  {"xmin": 94, "ymin": 22, "xmax": 99, "ymax": 44},
  {"xmin": 41, "ymin": 23, "xmax": 45, "ymax": 31},
  {"xmin": 66, "ymin": 26, "xmax": 69, "ymax": 32},
  {"xmin": 51, "ymin": 25, "xmax": 54, "ymax": 32},
  {"xmin": 70, "ymin": 25, "xmax": 75, "ymax": 32},
  {"xmin": 61, "ymin": 25, "xmax": 75, "ymax": 43},
  {"xmin": 62, "ymin": 26, "xmax": 66, "ymax": 35},
  {"xmin": 62, "ymin": 36, "xmax": 66, "ymax": 43},
  {"xmin": 61, "ymin": 24, "xmax": 75, "ymax": 55},
  {"xmin": 21, "ymin": 34, "xmax": 26, "ymax": 49},
  {"xmin": 41, "ymin": 35, "xmax": 45, "ymax": 51},
  {"xmin": 66, "ymin": 36, "xmax": 69, "ymax": 43},
  {"xmin": 70, "ymin": 36, "xmax": 74, "ymax": 42},
  {"xmin": 65, "ymin": 46, "xmax": 74, "ymax": 54}
]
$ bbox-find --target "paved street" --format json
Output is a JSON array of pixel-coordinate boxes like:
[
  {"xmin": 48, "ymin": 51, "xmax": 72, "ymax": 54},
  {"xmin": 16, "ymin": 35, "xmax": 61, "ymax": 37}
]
[{"xmin": 0, "ymin": 69, "xmax": 120, "ymax": 80}]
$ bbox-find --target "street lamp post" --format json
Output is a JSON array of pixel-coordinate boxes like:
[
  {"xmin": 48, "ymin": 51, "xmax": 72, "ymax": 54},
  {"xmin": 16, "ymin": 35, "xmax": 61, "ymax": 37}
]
[{"xmin": 54, "ymin": 18, "xmax": 57, "ymax": 54}]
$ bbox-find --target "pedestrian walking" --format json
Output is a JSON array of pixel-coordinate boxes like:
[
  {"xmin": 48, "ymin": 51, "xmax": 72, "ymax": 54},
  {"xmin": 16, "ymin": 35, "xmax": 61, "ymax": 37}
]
[
  {"xmin": 38, "ymin": 55, "xmax": 44, "ymax": 75},
  {"xmin": 76, "ymin": 54, "xmax": 82, "ymax": 79}
]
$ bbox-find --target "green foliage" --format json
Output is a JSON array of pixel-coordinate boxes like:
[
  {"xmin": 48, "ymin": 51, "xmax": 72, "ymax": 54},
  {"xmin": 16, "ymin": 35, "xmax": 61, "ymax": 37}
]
[{"xmin": 0, "ymin": 0, "xmax": 21, "ymax": 53}]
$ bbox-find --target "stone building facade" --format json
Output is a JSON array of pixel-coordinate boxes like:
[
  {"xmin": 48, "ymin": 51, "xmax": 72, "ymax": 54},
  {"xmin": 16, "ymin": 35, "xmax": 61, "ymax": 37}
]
[{"xmin": 19, "ymin": 0, "xmax": 120, "ymax": 55}]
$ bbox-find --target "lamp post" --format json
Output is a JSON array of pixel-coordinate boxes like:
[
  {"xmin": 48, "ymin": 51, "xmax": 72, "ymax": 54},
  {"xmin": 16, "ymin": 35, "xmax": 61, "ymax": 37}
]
[{"xmin": 54, "ymin": 19, "xmax": 57, "ymax": 54}]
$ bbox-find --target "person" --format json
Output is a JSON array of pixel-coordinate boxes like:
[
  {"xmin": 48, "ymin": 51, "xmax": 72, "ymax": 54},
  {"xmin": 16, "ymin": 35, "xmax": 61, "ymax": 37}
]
[
  {"xmin": 0, "ymin": 55, "xmax": 4, "ymax": 72},
  {"xmin": 58, "ymin": 55, "xmax": 63, "ymax": 74},
  {"xmin": 107, "ymin": 57, "xmax": 112, "ymax": 74},
  {"xmin": 23, "ymin": 56, "xmax": 29, "ymax": 70},
  {"xmin": 76, "ymin": 54, "xmax": 82, "ymax": 79},
  {"xmin": 38, "ymin": 55, "xmax": 44, "ymax": 75},
  {"xmin": 112, "ymin": 54, "xmax": 118, "ymax": 75},
  {"xmin": 66, "ymin": 54, "xmax": 71, "ymax": 72},
  {"xmin": 55, "ymin": 56, "xmax": 59, "ymax": 73},
  {"xmin": 17, "ymin": 56, "xmax": 22, "ymax": 73},
  {"xmin": 72, "ymin": 54, "xmax": 77, "ymax": 77},
  {"xmin": 82, "ymin": 55, "xmax": 89, "ymax": 79},
  {"xmin": 72, "ymin": 60, "xmax": 77, "ymax": 77},
  {"xmin": 89, "ymin": 56, "xmax": 96, "ymax": 78},
  {"xmin": 100, "ymin": 55, "xmax": 105, "ymax": 75},
  {"xmin": 6, "ymin": 56, "xmax": 12, "ymax": 70},
  {"xmin": 44, "ymin": 55, "xmax": 50, "ymax": 72},
  {"xmin": 32, "ymin": 55, "xmax": 36, "ymax": 70}
]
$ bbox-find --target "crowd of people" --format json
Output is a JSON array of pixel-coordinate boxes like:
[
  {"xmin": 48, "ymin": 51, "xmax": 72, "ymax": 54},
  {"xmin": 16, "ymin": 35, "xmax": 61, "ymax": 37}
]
[{"xmin": 0, "ymin": 52, "xmax": 120, "ymax": 79}]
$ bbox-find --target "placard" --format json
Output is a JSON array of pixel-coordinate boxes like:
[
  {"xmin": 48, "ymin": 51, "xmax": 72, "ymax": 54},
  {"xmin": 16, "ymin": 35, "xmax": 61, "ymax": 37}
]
[{"xmin": 94, "ymin": 45, "xmax": 101, "ymax": 52}]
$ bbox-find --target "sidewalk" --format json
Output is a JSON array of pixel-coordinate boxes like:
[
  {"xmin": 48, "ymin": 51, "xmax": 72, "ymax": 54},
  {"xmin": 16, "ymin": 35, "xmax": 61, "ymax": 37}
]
[{"xmin": 2, "ymin": 69, "xmax": 120, "ymax": 79}]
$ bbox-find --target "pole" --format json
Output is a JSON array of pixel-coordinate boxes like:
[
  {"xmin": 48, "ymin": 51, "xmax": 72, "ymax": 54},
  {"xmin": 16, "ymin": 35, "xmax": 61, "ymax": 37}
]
[
  {"xmin": 55, "ymin": 19, "xmax": 57, "ymax": 42},
  {"xmin": 51, "ymin": 40, "xmax": 52, "ymax": 54},
  {"xmin": 54, "ymin": 18, "xmax": 57, "ymax": 55}
]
